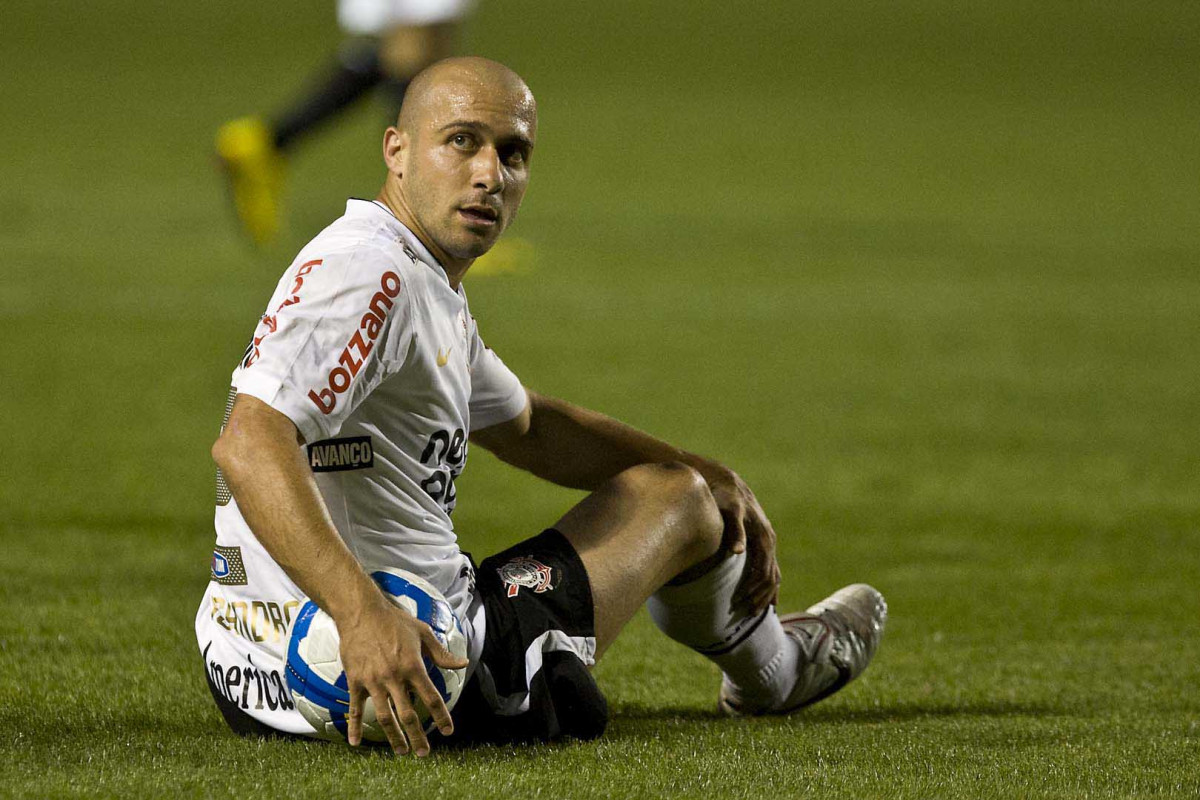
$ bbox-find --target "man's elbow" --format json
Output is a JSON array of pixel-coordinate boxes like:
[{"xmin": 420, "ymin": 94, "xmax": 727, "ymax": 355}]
[
  {"xmin": 212, "ymin": 395, "xmax": 302, "ymax": 475},
  {"xmin": 212, "ymin": 425, "xmax": 260, "ymax": 480},
  {"xmin": 211, "ymin": 429, "xmax": 240, "ymax": 475}
]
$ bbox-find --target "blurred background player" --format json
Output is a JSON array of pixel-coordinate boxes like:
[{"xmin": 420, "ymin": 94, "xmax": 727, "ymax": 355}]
[{"xmin": 216, "ymin": 0, "xmax": 474, "ymax": 245}]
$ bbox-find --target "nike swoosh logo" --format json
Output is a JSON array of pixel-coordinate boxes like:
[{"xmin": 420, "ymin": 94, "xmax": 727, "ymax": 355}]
[{"xmin": 436, "ymin": 346, "xmax": 452, "ymax": 367}]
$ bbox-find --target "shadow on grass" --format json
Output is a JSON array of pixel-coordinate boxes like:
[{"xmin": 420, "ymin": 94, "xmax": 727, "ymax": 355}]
[
  {"xmin": 608, "ymin": 698, "xmax": 1066, "ymax": 730},
  {"xmin": 806, "ymin": 700, "xmax": 1067, "ymax": 724},
  {"xmin": 4, "ymin": 698, "xmax": 1070, "ymax": 760}
]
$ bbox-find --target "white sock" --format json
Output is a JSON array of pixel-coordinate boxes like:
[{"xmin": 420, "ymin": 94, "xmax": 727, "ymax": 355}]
[{"xmin": 647, "ymin": 551, "xmax": 799, "ymax": 707}]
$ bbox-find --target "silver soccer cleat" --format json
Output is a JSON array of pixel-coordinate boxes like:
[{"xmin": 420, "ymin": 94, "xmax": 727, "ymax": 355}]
[{"xmin": 718, "ymin": 583, "xmax": 887, "ymax": 716}]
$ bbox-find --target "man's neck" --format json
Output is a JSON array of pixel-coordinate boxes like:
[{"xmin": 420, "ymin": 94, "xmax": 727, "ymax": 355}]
[{"xmin": 374, "ymin": 186, "xmax": 471, "ymax": 289}]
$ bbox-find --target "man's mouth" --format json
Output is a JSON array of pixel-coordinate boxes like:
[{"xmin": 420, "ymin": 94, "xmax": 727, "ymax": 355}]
[{"xmin": 458, "ymin": 204, "xmax": 499, "ymax": 227}]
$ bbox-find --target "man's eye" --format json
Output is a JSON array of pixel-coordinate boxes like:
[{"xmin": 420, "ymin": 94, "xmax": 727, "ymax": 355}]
[
  {"xmin": 451, "ymin": 133, "xmax": 472, "ymax": 148},
  {"xmin": 503, "ymin": 148, "xmax": 526, "ymax": 166}
]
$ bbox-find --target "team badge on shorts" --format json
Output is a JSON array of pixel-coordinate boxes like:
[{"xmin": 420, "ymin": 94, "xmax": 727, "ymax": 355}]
[{"xmin": 497, "ymin": 557, "xmax": 555, "ymax": 598}]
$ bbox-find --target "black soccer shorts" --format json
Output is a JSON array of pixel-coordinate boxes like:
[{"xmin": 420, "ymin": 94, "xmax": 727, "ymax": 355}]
[{"xmin": 445, "ymin": 528, "xmax": 608, "ymax": 744}]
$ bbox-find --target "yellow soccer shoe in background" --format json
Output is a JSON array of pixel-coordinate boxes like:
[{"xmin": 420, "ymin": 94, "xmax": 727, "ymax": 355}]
[{"xmin": 215, "ymin": 116, "xmax": 283, "ymax": 246}]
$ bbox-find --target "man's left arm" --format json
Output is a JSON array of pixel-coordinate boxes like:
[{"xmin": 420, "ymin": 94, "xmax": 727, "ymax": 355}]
[{"xmin": 470, "ymin": 389, "xmax": 780, "ymax": 612}]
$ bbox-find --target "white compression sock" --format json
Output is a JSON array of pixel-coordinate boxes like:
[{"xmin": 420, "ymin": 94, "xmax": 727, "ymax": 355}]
[{"xmin": 646, "ymin": 551, "xmax": 799, "ymax": 708}]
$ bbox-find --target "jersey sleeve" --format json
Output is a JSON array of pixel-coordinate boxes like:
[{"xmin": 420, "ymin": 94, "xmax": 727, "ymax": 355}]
[
  {"xmin": 234, "ymin": 246, "xmax": 415, "ymax": 443},
  {"xmin": 467, "ymin": 317, "xmax": 527, "ymax": 431}
]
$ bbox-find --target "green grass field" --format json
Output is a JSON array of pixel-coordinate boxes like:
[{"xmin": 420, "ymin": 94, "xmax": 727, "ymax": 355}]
[{"xmin": 3, "ymin": 1, "xmax": 1199, "ymax": 796}]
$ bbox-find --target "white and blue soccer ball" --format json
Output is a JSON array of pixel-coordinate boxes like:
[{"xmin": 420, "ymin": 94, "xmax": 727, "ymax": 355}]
[{"xmin": 284, "ymin": 568, "xmax": 468, "ymax": 741}]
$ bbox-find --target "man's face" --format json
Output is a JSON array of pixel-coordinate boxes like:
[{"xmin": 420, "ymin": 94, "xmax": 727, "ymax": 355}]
[{"xmin": 390, "ymin": 81, "xmax": 535, "ymax": 263}]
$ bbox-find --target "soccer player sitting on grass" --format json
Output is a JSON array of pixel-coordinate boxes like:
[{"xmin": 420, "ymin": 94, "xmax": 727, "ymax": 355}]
[{"xmin": 199, "ymin": 56, "xmax": 887, "ymax": 754}]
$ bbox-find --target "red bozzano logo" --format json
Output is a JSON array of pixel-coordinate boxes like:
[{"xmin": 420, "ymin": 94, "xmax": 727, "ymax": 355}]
[
  {"xmin": 244, "ymin": 259, "xmax": 323, "ymax": 368},
  {"xmin": 308, "ymin": 270, "xmax": 402, "ymax": 415}
]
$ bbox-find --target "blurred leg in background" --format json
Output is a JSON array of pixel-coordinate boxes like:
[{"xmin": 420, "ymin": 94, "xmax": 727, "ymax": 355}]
[{"xmin": 216, "ymin": 0, "xmax": 471, "ymax": 245}]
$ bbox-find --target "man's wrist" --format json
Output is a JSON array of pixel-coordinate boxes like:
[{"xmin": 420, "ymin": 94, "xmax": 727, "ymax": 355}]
[{"xmin": 322, "ymin": 569, "xmax": 390, "ymax": 626}]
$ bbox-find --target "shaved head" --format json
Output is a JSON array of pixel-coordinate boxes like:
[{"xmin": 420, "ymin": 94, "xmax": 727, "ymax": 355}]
[
  {"xmin": 378, "ymin": 57, "xmax": 537, "ymax": 285},
  {"xmin": 397, "ymin": 57, "xmax": 537, "ymax": 138}
]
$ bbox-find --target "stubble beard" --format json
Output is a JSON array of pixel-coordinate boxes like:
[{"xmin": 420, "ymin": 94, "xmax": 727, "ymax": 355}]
[{"xmin": 447, "ymin": 220, "xmax": 503, "ymax": 261}]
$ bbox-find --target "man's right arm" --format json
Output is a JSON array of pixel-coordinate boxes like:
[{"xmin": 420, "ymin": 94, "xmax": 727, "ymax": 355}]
[{"xmin": 211, "ymin": 393, "xmax": 465, "ymax": 756}]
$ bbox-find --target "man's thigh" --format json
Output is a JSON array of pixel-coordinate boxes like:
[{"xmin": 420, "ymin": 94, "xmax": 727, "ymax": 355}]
[
  {"xmin": 456, "ymin": 464, "xmax": 719, "ymax": 742},
  {"xmin": 551, "ymin": 462, "xmax": 721, "ymax": 658}
]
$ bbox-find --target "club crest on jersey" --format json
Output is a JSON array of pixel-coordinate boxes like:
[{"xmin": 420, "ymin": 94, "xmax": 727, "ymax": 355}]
[{"xmin": 497, "ymin": 557, "xmax": 554, "ymax": 598}]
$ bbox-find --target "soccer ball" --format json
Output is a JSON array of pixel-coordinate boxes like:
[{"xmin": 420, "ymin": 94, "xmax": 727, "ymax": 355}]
[{"xmin": 284, "ymin": 568, "xmax": 468, "ymax": 741}]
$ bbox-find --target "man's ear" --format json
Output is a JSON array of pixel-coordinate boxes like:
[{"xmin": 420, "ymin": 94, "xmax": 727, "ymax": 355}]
[{"xmin": 382, "ymin": 126, "xmax": 408, "ymax": 177}]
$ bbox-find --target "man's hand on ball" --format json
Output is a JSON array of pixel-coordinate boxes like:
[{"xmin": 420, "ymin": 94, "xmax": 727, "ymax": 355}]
[{"xmin": 338, "ymin": 592, "xmax": 469, "ymax": 756}]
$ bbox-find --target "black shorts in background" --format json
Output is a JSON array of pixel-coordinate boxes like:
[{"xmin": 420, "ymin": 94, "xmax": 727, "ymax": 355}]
[{"xmin": 446, "ymin": 528, "xmax": 608, "ymax": 744}]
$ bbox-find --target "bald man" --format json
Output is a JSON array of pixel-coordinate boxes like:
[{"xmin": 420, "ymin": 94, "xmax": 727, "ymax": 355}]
[{"xmin": 198, "ymin": 57, "xmax": 887, "ymax": 755}]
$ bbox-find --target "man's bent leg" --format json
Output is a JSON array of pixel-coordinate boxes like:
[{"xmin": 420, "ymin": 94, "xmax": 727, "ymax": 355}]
[
  {"xmin": 552, "ymin": 461, "xmax": 724, "ymax": 657},
  {"xmin": 556, "ymin": 462, "xmax": 886, "ymax": 715},
  {"xmin": 554, "ymin": 463, "xmax": 803, "ymax": 708}
]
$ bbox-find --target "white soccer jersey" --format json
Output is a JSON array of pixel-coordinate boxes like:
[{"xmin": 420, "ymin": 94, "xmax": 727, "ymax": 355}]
[{"xmin": 195, "ymin": 199, "xmax": 527, "ymax": 734}]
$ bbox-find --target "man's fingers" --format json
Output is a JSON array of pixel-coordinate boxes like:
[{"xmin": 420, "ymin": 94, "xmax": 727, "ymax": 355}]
[
  {"xmin": 369, "ymin": 689, "xmax": 409, "ymax": 754},
  {"xmin": 731, "ymin": 553, "xmax": 759, "ymax": 610},
  {"xmin": 736, "ymin": 539, "xmax": 780, "ymax": 615},
  {"xmin": 412, "ymin": 670, "xmax": 456, "ymax": 737},
  {"xmin": 346, "ymin": 685, "xmax": 366, "ymax": 747},
  {"xmin": 708, "ymin": 474, "xmax": 781, "ymax": 616},
  {"xmin": 420, "ymin": 626, "xmax": 469, "ymax": 670},
  {"xmin": 416, "ymin": 628, "xmax": 464, "ymax": 736},
  {"xmin": 744, "ymin": 570, "xmax": 774, "ymax": 615},
  {"xmin": 753, "ymin": 579, "xmax": 775, "ymax": 613},
  {"xmin": 722, "ymin": 509, "xmax": 747, "ymax": 554},
  {"xmin": 742, "ymin": 509, "xmax": 779, "ymax": 607},
  {"xmin": 390, "ymin": 686, "xmax": 431, "ymax": 757},
  {"xmin": 752, "ymin": 561, "xmax": 783, "ymax": 614},
  {"xmin": 735, "ymin": 516, "xmax": 767, "ymax": 578}
]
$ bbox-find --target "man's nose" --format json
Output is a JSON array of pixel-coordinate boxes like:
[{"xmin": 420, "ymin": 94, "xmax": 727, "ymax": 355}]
[{"xmin": 471, "ymin": 147, "xmax": 504, "ymax": 194}]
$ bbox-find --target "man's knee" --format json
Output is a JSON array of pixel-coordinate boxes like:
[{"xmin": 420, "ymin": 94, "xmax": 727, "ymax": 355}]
[{"xmin": 611, "ymin": 462, "xmax": 722, "ymax": 560}]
